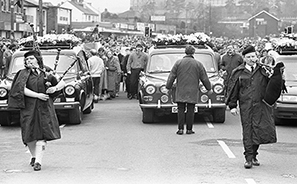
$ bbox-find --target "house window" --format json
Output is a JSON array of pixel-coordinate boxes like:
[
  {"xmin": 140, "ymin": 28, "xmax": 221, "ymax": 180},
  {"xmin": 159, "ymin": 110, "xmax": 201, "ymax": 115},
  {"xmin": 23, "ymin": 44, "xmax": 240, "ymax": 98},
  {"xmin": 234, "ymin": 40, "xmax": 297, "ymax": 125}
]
[{"xmin": 88, "ymin": 15, "xmax": 91, "ymax": 21}]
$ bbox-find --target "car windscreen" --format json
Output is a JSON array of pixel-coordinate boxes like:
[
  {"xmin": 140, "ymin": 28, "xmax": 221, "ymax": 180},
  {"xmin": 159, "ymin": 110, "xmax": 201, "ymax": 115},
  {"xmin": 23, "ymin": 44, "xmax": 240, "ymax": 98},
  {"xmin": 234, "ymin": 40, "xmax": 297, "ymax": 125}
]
[
  {"xmin": 278, "ymin": 58, "xmax": 297, "ymax": 81},
  {"xmin": 148, "ymin": 53, "xmax": 216, "ymax": 73},
  {"xmin": 10, "ymin": 55, "xmax": 77, "ymax": 75}
]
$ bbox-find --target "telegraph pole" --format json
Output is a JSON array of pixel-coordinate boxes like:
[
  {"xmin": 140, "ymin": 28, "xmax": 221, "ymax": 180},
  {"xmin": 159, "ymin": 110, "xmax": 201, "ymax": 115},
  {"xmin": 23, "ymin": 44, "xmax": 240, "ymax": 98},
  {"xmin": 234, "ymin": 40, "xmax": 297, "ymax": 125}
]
[
  {"xmin": 10, "ymin": 0, "xmax": 14, "ymax": 40},
  {"xmin": 39, "ymin": 0, "xmax": 43, "ymax": 36}
]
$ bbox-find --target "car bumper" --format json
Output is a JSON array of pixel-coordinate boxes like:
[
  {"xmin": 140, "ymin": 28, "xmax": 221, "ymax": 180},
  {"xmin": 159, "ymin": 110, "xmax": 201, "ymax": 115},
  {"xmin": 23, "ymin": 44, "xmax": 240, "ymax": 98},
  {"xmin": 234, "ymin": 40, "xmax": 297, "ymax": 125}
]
[
  {"xmin": 0, "ymin": 103, "xmax": 19, "ymax": 112},
  {"xmin": 54, "ymin": 102, "xmax": 80, "ymax": 110},
  {"xmin": 274, "ymin": 103, "xmax": 297, "ymax": 119},
  {"xmin": 0, "ymin": 102, "xmax": 80, "ymax": 112},
  {"xmin": 140, "ymin": 103, "xmax": 226, "ymax": 109}
]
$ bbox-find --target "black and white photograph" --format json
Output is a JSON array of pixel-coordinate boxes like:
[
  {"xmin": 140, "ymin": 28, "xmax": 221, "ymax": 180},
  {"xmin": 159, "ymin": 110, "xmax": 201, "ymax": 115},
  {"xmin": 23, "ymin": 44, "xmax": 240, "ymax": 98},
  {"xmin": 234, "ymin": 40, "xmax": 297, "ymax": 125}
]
[{"xmin": 0, "ymin": 0, "xmax": 297, "ymax": 184}]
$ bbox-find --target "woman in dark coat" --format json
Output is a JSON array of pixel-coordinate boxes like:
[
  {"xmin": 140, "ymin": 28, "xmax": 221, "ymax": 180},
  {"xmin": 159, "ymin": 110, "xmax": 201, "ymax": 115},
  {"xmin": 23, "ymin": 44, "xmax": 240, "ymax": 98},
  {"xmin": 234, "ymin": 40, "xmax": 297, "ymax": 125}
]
[
  {"xmin": 105, "ymin": 50, "xmax": 121, "ymax": 98},
  {"xmin": 226, "ymin": 45, "xmax": 278, "ymax": 169},
  {"xmin": 8, "ymin": 50, "xmax": 65, "ymax": 171}
]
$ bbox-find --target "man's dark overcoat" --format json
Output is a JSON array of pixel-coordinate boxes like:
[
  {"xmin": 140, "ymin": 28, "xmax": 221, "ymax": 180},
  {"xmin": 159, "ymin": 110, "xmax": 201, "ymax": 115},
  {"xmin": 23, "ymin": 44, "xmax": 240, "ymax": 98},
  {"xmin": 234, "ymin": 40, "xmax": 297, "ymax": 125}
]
[
  {"xmin": 166, "ymin": 55, "xmax": 211, "ymax": 104},
  {"xmin": 226, "ymin": 64, "xmax": 277, "ymax": 147},
  {"xmin": 8, "ymin": 68, "xmax": 61, "ymax": 144}
]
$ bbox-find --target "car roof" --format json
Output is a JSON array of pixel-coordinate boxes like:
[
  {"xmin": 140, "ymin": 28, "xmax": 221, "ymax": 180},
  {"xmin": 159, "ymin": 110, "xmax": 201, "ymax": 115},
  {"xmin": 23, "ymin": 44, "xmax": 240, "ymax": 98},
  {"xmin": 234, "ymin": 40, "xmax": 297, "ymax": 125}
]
[
  {"xmin": 12, "ymin": 49, "xmax": 78, "ymax": 58},
  {"xmin": 149, "ymin": 45, "xmax": 214, "ymax": 56}
]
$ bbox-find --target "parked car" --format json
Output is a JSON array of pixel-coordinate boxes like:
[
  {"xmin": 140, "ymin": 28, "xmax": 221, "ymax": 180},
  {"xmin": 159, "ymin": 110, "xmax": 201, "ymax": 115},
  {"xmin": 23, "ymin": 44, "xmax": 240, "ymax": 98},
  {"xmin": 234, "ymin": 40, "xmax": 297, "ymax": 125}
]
[
  {"xmin": 138, "ymin": 44, "xmax": 226, "ymax": 123},
  {"xmin": 271, "ymin": 53, "xmax": 297, "ymax": 124},
  {"xmin": 0, "ymin": 47, "xmax": 94, "ymax": 126}
]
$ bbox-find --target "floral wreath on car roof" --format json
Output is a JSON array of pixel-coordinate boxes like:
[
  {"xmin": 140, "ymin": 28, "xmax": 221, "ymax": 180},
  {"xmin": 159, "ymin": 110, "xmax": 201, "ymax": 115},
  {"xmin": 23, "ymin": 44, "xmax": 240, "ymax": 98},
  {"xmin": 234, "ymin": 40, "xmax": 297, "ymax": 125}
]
[
  {"xmin": 270, "ymin": 36, "xmax": 297, "ymax": 54},
  {"xmin": 18, "ymin": 34, "xmax": 82, "ymax": 49},
  {"xmin": 152, "ymin": 32, "xmax": 210, "ymax": 46}
]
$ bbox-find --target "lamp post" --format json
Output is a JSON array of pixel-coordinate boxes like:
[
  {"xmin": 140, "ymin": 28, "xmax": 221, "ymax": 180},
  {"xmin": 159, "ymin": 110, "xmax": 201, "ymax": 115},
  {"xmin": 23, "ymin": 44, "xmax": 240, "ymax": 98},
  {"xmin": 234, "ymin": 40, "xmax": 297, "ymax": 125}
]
[
  {"xmin": 39, "ymin": 0, "xmax": 43, "ymax": 36},
  {"xmin": 10, "ymin": 0, "xmax": 14, "ymax": 40}
]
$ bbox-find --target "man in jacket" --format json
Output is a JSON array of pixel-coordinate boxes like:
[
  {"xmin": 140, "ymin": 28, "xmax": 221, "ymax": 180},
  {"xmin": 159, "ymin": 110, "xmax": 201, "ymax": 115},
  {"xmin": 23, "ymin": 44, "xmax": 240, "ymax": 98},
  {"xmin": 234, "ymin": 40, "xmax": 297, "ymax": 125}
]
[
  {"xmin": 166, "ymin": 45, "xmax": 212, "ymax": 135},
  {"xmin": 226, "ymin": 45, "xmax": 278, "ymax": 169},
  {"xmin": 220, "ymin": 45, "xmax": 243, "ymax": 96},
  {"xmin": 87, "ymin": 49, "xmax": 105, "ymax": 102},
  {"xmin": 126, "ymin": 44, "xmax": 148, "ymax": 99}
]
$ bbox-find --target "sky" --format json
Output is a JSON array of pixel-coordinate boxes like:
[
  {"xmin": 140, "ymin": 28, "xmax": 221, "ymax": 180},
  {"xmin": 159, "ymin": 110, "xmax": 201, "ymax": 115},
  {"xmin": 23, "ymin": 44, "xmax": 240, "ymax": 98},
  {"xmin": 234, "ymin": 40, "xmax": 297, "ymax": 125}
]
[{"xmin": 88, "ymin": 0, "xmax": 131, "ymax": 13}]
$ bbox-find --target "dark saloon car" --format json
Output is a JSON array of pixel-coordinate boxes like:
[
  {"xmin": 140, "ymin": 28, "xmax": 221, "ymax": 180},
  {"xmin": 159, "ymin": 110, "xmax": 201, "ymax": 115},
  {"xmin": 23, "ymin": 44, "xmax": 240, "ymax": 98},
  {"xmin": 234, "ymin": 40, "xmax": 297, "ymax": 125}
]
[
  {"xmin": 138, "ymin": 45, "xmax": 226, "ymax": 123},
  {"xmin": 272, "ymin": 54, "xmax": 297, "ymax": 124},
  {"xmin": 0, "ymin": 47, "xmax": 94, "ymax": 126}
]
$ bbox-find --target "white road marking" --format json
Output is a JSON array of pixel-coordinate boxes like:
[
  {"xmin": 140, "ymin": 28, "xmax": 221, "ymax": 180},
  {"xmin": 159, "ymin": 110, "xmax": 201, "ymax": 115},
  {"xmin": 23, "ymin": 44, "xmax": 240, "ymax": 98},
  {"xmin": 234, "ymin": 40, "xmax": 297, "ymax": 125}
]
[
  {"xmin": 217, "ymin": 140, "xmax": 236, "ymax": 158},
  {"xmin": 206, "ymin": 122, "xmax": 214, "ymax": 128},
  {"xmin": 204, "ymin": 117, "xmax": 214, "ymax": 128},
  {"xmin": 245, "ymin": 178, "xmax": 257, "ymax": 184}
]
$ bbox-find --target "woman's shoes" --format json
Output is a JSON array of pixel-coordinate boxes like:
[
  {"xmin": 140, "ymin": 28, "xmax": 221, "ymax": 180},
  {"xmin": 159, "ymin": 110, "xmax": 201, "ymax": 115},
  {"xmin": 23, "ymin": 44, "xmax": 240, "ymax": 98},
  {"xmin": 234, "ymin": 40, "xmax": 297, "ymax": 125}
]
[
  {"xmin": 30, "ymin": 157, "xmax": 35, "ymax": 167},
  {"xmin": 33, "ymin": 162, "xmax": 41, "ymax": 171}
]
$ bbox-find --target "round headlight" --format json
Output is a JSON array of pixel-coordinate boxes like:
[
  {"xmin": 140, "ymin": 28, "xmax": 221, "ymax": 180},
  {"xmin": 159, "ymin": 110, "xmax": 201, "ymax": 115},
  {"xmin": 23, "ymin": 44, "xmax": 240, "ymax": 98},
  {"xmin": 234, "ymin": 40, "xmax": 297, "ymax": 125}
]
[
  {"xmin": 160, "ymin": 95, "xmax": 169, "ymax": 103},
  {"xmin": 64, "ymin": 85, "xmax": 75, "ymax": 96},
  {"xmin": 200, "ymin": 86, "xmax": 208, "ymax": 93},
  {"xmin": 213, "ymin": 84, "xmax": 224, "ymax": 94},
  {"xmin": 160, "ymin": 85, "xmax": 169, "ymax": 94},
  {"xmin": 0, "ymin": 88, "xmax": 7, "ymax": 98},
  {"xmin": 145, "ymin": 85, "xmax": 156, "ymax": 94},
  {"xmin": 201, "ymin": 95, "xmax": 209, "ymax": 103}
]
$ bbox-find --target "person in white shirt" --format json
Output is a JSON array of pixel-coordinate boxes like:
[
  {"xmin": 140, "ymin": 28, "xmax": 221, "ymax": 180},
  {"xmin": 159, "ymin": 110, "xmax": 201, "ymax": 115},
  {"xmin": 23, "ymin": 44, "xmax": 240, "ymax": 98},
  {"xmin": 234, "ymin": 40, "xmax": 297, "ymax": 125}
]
[{"xmin": 87, "ymin": 49, "xmax": 105, "ymax": 102}]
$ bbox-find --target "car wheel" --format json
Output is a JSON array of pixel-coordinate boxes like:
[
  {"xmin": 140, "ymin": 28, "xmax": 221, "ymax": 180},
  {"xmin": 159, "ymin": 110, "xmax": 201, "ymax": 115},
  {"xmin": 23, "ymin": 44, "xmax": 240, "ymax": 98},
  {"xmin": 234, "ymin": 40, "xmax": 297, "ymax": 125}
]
[
  {"xmin": 142, "ymin": 109, "xmax": 155, "ymax": 124},
  {"xmin": 83, "ymin": 101, "xmax": 93, "ymax": 114},
  {"xmin": 212, "ymin": 108, "xmax": 226, "ymax": 123},
  {"xmin": 68, "ymin": 106, "xmax": 82, "ymax": 125},
  {"xmin": 274, "ymin": 115, "xmax": 283, "ymax": 125},
  {"xmin": 0, "ymin": 112, "xmax": 12, "ymax": 126}
]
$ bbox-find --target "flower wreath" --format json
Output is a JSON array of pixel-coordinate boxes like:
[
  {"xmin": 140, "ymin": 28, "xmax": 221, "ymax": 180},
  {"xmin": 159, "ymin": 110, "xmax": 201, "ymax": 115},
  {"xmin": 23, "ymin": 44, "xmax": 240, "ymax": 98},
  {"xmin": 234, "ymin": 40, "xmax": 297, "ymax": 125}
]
[
  {"xmin": 19, "ymin": 34, "xmax": 82, "ymax": 49},
  {"xmin": 152, "ymin": 32, "xmax": 210, "ymax": 46}
]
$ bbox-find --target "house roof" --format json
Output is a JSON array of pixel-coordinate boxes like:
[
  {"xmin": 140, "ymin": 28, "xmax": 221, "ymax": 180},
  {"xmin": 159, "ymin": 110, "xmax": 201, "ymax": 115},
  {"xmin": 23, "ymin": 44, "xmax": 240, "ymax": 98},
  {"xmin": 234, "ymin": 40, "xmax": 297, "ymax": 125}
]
[
  {"xmin": 118, "ymin": 9, "xmax": 140, "ymax": 19},
  {"xmin": 68, "ymin": 1, "xmax": 98, "ymax": 16},
  {"xmin": 25, "ymin": 0, "xmax": 47, "ymax": 8},
  {"xmin": 248, "ymin": 10, "xmax": 279, "ymax": 21}
]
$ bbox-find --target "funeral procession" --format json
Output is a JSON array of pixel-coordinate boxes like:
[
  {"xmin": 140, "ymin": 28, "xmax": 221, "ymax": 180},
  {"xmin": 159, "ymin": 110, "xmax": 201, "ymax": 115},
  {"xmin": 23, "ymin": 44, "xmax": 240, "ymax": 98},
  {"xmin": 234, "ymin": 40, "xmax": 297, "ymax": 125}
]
[{"xmin": 1, "ymin": 0, "xmax": 297, "ymax": 183}]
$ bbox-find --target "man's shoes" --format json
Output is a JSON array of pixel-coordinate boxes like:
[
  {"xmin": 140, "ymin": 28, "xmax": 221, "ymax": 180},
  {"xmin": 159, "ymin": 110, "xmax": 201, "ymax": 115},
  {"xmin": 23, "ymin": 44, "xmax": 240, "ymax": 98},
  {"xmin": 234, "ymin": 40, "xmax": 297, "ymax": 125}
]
[
  {"xmin": 33, "ymin": 162, "xmax": 41, "ymax": 171},
  {"xmin": 244, "ymin": 161, "xmax": 253, "ymax": 169},
  {"xmin": 252, "ymin": 158, "xmax": 260, "ymax": 166},
  {"xmin": 176, "ymin": 129, "xmax": 183, "ymax": 135},
  {"xmin": 30, "ymin": 157, "xmax": 35, "ymax": 167},
  {"xmin": 186, "ymin": 130, "xmax": 195, "ymax": 134}
]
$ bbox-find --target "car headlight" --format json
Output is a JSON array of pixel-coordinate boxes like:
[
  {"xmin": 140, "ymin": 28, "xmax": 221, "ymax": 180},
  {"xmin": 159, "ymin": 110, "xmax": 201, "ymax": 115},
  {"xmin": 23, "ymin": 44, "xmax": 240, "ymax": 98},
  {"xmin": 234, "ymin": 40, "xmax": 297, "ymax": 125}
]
[
  {"xmin": 64, "ymin": 85, "xmax": 75, "ymax": 96},
  {"xmin": 160, "ymin": 95, "xmax": 169, "ymax": 103},
  {"xmin": 0, "ymin": 87, "xmax": 8, "ymax": 98},
  {"xmin": 201, "ymin": 94, "xmax": 209, "ymax": 103},
  {"xmin": 160, "ymin": 85, "xmax": 169, "ymax": 94},
  {"xmin": 279, "ymin": 95, "xmax": 297, "ymax": 102},
  {"xmin": 200, "ymin": 86, "xmax": 208, "ymax": 93},
  {"xmin": 145, "ymin": 85, "xmax": 156, "ymax": 94},
  {"xmin": 213, "ymin": 84, "xmax": 224, "ymax": 94}
]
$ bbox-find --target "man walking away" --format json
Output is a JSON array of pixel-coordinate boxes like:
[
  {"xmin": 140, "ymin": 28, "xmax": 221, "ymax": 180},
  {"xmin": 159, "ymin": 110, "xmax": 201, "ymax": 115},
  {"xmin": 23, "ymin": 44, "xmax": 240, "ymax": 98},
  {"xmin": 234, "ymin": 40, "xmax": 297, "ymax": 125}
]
[
  {"xmin": 166, "ymin": 45, "xmax": 212, "ymax": 135},
  {"xmin": 87, "ymin": 49, "xmax": 105, "ymax": 103}
]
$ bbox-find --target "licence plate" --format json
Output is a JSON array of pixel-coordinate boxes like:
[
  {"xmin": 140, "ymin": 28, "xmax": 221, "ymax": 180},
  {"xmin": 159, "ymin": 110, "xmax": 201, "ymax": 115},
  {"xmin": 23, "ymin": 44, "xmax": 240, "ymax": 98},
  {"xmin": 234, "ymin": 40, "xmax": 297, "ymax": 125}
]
[{"xmin": 172, "ymin": 107, "xmax": 198, "ymax": 113}]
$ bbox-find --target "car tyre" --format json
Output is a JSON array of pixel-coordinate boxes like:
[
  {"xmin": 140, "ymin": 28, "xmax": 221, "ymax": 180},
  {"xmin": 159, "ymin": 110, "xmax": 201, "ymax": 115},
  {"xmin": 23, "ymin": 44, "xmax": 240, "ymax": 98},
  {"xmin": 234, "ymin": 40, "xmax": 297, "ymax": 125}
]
[
  {"xmin": 83, "ymin": 101, "xmax": 93, "ymax": 114},
  {"xmin": 212, "ymin": 108, "xmax": 226, "ymax": 123},
  {"xmin": 142, "ymin": 109, "xmax": 155, "ymax": 124},
  {"xmin": 274, "ymin": 115, "xmax": 283, "ymax": 125},
  {"xmin": 68, "ymin": 106, "xmax": 82, "ymax": 125},
  {"xmin": 0, "ymin": 112, "xmax": 11, "ymax": 126}
]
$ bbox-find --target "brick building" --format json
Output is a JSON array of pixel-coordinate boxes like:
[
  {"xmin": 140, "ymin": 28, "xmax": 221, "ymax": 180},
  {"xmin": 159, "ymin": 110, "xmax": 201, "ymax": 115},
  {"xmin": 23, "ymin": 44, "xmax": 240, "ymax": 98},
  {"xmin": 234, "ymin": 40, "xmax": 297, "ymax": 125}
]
[{"xmin": 248, "ymin": 10, "xmax": 279, "ymax": 38}]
